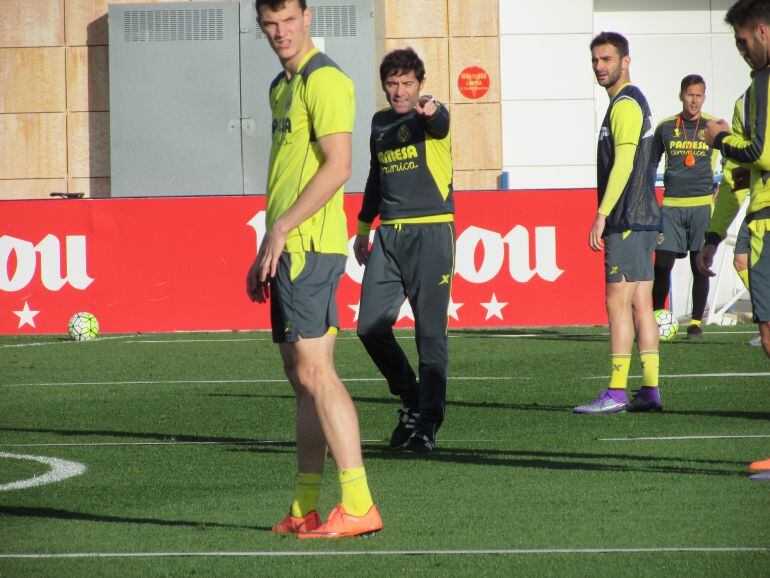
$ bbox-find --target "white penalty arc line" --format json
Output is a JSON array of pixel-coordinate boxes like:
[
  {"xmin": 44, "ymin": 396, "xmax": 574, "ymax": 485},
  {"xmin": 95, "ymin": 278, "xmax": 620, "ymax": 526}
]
[
  {"xmin": 600, "ymin": 434, "xmax": 770, "ymax": 442},
  {"xmin": 0, "ymin": 452, "xmax": 86, "ymax": 491},
  {"xmin": 0, "ymin": 376, "xmax": 526, "ymax": 388},
  {"xmin": 1, "ymin": 546, "xmax": 767, "ymax": 559}
]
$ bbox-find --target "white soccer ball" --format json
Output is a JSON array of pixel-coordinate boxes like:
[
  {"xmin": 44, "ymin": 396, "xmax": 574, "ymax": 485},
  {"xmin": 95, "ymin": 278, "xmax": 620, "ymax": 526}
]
[
  {"xmin": 654, "ymin": 309, "xmax": 678, "ymax": 342},
  {"xmin": 68, "ymin": 312, "xmax": 99, "ymax": 341}
]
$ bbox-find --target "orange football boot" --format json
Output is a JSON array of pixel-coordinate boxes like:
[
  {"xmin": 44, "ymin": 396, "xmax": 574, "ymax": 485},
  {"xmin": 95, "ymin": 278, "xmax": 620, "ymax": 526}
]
[
  {"xmin": 297, "ymin": 504, "xmax": 382, "ymax": 539},
  {"xmin": 749, "ymin": 458, "xmax": 770, "ymax": 471},
  {"xmin": 272, "ymin": 510, "xmax": 321, "ymax": 535}
]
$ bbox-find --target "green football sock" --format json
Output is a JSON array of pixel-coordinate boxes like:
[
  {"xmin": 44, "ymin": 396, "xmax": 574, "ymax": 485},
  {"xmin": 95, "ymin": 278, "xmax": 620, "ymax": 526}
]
[
  {"xmin": 290, "ymin": 472, "xmax": 322, "ymax": 518},
  {"xmin": 609, "ymin": 354, "xmax": 631, "ymax": 389},
  {"xmin": 639, "ymin": 350, "xmax": 659, "ymax": 388},
  {"xmin": 339, "ymin": 467, "xmax": 374, "ymax": 517}
]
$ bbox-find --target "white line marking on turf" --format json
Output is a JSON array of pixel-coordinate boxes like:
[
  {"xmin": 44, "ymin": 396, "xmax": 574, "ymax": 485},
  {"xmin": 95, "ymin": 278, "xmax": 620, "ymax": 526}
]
[
  {"xmin": 0, "ymin": 452, "xmax": 86, "ymax": 491},
  {"xmin": 3, "ymin": 329, "xmax": 759, "ymax": 348},
  {"xmin": 600, "ymin": 434, "xmax": 770, "ymax": 442},
  {"xmin": 584, "ymin": 372, "xmax": 770, "ymax": 380},
  {"xmin": 0, "ymin": 547, "xmax": 767, "ymax": 559},
  {"xmin": 0, "ymin": 336, "xmax": 130, "ymax": 349},
  {"xmin": 0, "ymin": 376, "xmax": 526, "ymax": 388}
]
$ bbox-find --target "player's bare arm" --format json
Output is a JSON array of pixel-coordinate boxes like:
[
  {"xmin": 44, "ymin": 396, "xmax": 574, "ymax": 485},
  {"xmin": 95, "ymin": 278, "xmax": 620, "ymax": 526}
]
[
  {"xmin": 245, "ymin": 131, "xmax": 352, "ymax": 300},
  {"xmin": 589, "ymin": 213, "xmax": 606, "ymax": 251}
]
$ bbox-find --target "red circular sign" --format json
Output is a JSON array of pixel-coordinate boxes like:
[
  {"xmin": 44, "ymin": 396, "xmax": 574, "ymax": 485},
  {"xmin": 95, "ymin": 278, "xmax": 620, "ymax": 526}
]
[{"xmin": 458, "ymin": 66, "xmax": 490, "ymax": 99}]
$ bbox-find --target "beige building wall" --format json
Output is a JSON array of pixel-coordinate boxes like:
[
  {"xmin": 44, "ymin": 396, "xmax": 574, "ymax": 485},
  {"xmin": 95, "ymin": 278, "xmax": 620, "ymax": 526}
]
[
  {"xmin": 0, "ymin": 0, "xmax": 501, "ymax": 200},
  {"xmin": 382, "ymin": 0, "xmax": 501, "ymax": 191}
]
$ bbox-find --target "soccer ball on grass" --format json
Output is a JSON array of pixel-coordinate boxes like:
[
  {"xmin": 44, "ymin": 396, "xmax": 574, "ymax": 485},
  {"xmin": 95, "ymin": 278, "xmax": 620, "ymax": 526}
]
[
  {"xmin": 654, "ymin": 309, "xmax": 678, "ymax": 342},
  {"xmin": 68, "ymin": 312, "xmax": 99, "ymax": 341}
]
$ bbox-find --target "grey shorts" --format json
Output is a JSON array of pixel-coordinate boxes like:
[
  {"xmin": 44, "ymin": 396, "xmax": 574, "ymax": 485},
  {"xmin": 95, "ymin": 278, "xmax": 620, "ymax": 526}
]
[
  {"xmin": 748, "ymin": 218, "xmax": 770, "ymax": 323},
  {"xmin": 658, "ymin": 204, "xmax": 711, "ymax": 255},
  {"xmin": 604, "ymin": 230, "xmax": 659, "ymax": 283},
  {"xmin": 270, "ymin": 252, "xmax": 346, "ymax": 343},
  {"xmin": 735, "ymin": 217, "xmax": 750, "ymax": 255}
]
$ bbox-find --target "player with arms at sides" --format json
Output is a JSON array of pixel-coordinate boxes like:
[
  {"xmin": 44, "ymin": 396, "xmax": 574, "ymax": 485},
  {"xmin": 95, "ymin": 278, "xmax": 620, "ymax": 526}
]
[
  {"xmin": 650, "ymin": 75, "xmax": 720, "ymax": 340},
  {"xmin": 246, "ymin": 0, "xmax": 382, "ymax": 536},
  {"xmin": 354, "ymin": 47, "xmax": 454, "ymax": 454},
  {"xmin": 699, "ymin": 0, "xmax": 770, "ymax": 482},
  {"xmin": 574, "ymin": 32, "xmax": 663, "ymax": 414}
]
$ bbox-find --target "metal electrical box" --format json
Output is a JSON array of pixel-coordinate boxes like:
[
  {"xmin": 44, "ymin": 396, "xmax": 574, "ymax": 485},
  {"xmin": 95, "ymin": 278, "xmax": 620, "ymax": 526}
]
[{"xmin": 109, "ymin": 1, "xmax": 375, "ymax": 197}]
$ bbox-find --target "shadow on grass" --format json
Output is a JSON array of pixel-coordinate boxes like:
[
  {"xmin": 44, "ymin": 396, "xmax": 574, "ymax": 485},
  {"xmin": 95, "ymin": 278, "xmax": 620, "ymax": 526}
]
[
  {"xmin": 450, "ymin": 329, "xmax": 608, "ymax": 343},
  {"xmin": 205, "ymin": 393, "xmax": 574, "ymax": 413},
  {"xmin": 0, "ymin": 428, "xmax": 749, "ymax": 479},
  {"xmin": 0, "ymin": 506, "xmax": 271, "ymax": 532},
  {"xmin": 0, "ymin": 426, "xmax": 294, "ymax": 447},
  {"xmin": 357, "ymin": 445, "xmax": 742, "ymax": 477},
  {"xmin": 204, "ymin": 393, "xmax": 770, "ymax": 421}
]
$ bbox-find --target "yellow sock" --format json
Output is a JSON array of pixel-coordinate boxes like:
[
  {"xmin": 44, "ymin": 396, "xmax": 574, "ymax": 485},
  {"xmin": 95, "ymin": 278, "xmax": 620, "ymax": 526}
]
[
  {"xmin": 338, "ymin": 467, "xmax": 374, "ymax": 517},
  {"xmin": 290, "ymin": 472, "xmax": 322, "ymax": 517},
  {"xmin": 609, "ymin": 354, "xmax": 631, "ymax": 389},
  {"xmin": 737, "ymin": 268, "xmax": 750, "ymax": 291},
  {"xmin": 689, "ymin": 319, "xmax": 702, "ymax": 327},
  {"xmin": 639, "ymin": 350, "xmax": 659, "ymax": 388}
]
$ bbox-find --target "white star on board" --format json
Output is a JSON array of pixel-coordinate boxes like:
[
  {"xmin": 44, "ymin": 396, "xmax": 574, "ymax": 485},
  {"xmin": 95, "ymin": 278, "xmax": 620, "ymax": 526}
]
[
  {"xmin": 447, "ymin": 299, "xmax": 463, "ymax": 321},
  {"xmin": 13, "ymin": 301, "xmax": 40, "ymax": 328},
  {"xmin": 349, "ymin": 301, "xmax": 360, "ymax": 322},
  {"xmin": 397, "ymin": 299, "xmax": 414, "ymax": 321},
  {"xmin": 481, "ymin": 294, "xmax": 507, "ymax": 321}
]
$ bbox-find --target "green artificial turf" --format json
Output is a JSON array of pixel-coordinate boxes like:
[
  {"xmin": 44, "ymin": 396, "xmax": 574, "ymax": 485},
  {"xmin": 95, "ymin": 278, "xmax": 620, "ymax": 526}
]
[{"xmin": 0, "ymin": 326, "xmax": 768, "ymax": 576}]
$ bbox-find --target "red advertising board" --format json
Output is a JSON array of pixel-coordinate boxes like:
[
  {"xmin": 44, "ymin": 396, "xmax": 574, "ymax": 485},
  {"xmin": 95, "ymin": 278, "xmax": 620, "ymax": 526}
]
[{"xmin": 0, "ymin": 190, "xmax": 605, "ymax": 335}]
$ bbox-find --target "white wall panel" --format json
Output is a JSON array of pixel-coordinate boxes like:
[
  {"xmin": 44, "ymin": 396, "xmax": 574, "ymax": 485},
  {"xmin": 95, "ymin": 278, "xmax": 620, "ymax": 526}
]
[
  {"xmin": 496, "ymin": 1, "xmax": 746, "ymax": 192},
  {"xmin": 620, "ymin": 36, "xmax": 713, "ymax": 126},
  {"xmin": 711, "ymin": 36, "xmax": 752, "ymax": 120},
  {"xmin": 500, "ymin": 0, "xmax": 592, "ymax": 35},
  {"xmin": 710, "ymin": 0, "xmax": 734, "ymax": 33},
  {"xmin": 594, "ymin": 0, "xmax": 710, "ymax": 34},
  {"xmin": 503, "ymin": 165, "xmax": 596, "ymax": 189},
  {"xmin": 502, "ymin": 100, "xmax": 595, "ymax": 167},
  {"xmin": 500, "ymin": 34, "xmax": 593, "ymax": 100}
]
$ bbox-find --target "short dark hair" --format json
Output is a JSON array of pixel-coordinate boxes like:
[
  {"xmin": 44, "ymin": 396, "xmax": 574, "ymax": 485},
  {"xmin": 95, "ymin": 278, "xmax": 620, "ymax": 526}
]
[
  {"xmin": 725, "ymin": 0, "xmax": 770, "ymax": 28},
  {"xmin": 680, "ymin": 74, "xmax": 706, "ymax": 92},
  {"xmin": 590, "ymin": 32, "xmax": 629, "ymax": 58},
  {"xmin": 256, "ymin": 0, "xmax": 306, "ymax": 18},
  {"xmin": 379, "ymin": 47, "xmax": 425, "ymax": 84}
]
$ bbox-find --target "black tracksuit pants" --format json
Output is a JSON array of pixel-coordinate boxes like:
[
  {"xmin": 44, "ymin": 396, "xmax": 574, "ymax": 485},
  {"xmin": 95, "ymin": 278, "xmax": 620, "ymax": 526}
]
[{"xmin": 357, "ymin": 222, "xmax": 455, "ymax": 437}]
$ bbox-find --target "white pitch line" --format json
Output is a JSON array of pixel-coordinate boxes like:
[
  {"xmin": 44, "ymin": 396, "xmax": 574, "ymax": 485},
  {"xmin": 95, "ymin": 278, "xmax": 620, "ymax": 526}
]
[
  {"xmin": 0, "ymin": 335, "xmax": 130, "ymax": 349},
  {"xmin": 584, "ymin": 372, "xmax": 770, "ymax": 380},
  {"xmin": 0, "ymin": 452, "xmax": 86, "ymax": 491},
  {"xmin": 0, "ymin": 547, "xmax": 767, "ymax": 559},
  {"xmin": 0, "ymin": 376, "xmax": 526, "ymax": 388},
  {"xmin": 600, "ymin": 434, "xmax": 770, "ymax": 442},
  {"xmin": 2, "ymin": 329, "xmax": 760, "ymax": 349}
]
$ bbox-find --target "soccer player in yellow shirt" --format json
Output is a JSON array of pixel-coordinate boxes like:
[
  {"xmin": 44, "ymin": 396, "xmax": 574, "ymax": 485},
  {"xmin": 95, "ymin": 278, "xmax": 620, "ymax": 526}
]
[{"xmin": 246, "ymin": 0, "xmax": 382, "ymax": 535}]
